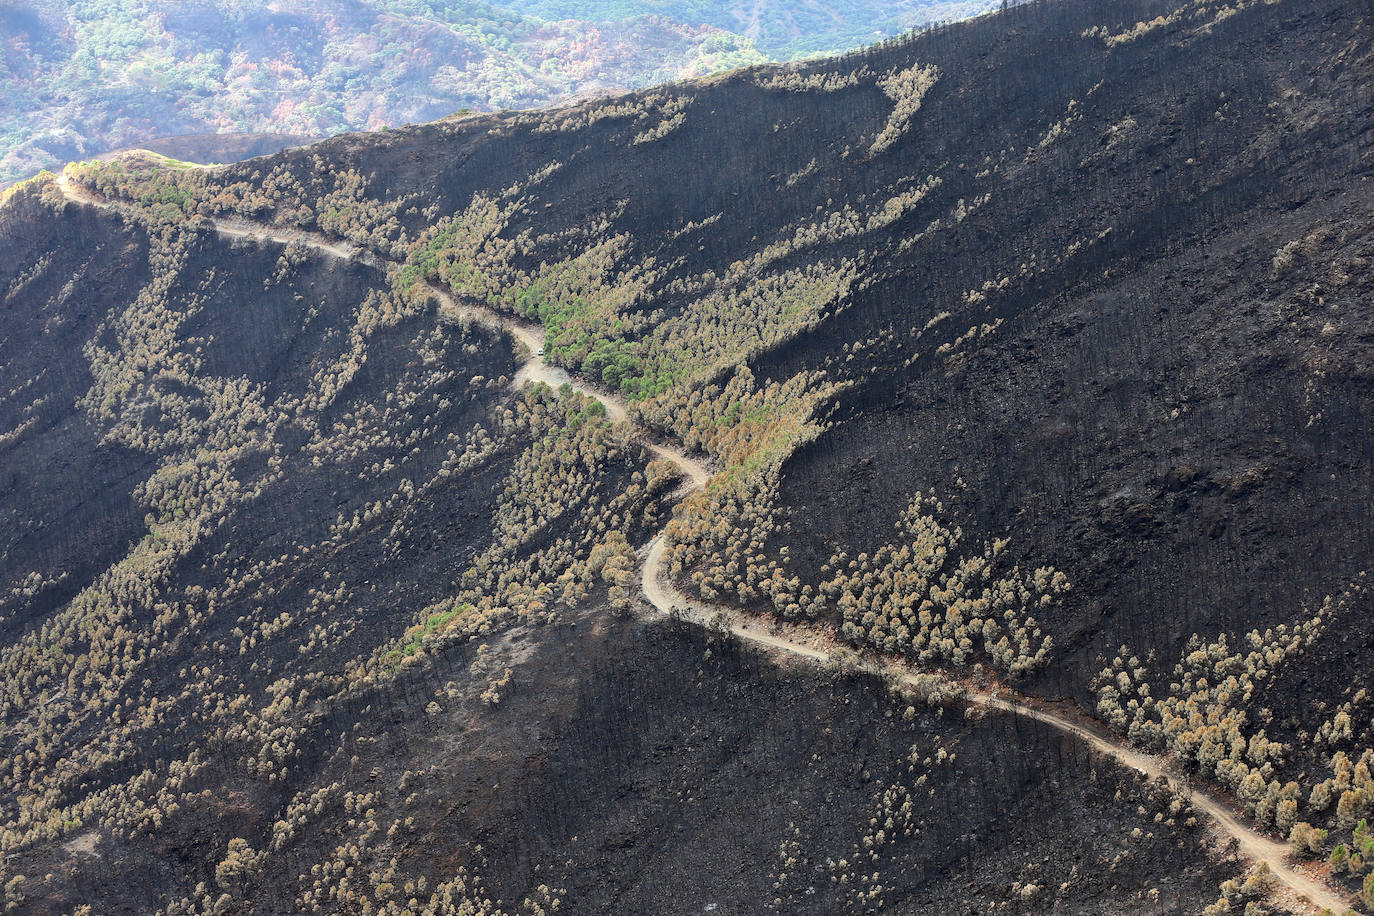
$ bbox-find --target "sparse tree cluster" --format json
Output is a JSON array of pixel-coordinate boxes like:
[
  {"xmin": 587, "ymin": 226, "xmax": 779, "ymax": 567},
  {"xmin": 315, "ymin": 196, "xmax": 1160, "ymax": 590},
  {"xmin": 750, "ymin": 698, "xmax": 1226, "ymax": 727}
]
[
  {"xmin": 1094, "ymin": 589, "xmax": 1374, "ymax": 858},
  {"xmin": 870, "ymin": 62, "xmax": 941, "ymax": 154},
  {"xmin": 1202, "ymin": 862, "xmax": 1274, "ymax": 916},
  {"xmin": 369, "ymin": 384, "xmax": 669, "ymax": 675},
  {"xmin": 754, "ymin": 66, "xmax": 872, "ymax": 93},
  {"xmin": 826, "ymin": 496, "xmax": 1064, "ymax": 675}
]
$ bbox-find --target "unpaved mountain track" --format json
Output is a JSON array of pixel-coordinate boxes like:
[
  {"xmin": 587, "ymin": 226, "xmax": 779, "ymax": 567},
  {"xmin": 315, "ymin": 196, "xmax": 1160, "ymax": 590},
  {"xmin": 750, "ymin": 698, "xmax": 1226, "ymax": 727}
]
[
  {"xmin": 642, "ymin": 535, "xmax": 1353, "ymax": 914},
  {"xmin": 55, "ymin": 172, "xmax": 1354, "ymax": 915},
  {"xmin": 55, "ymin": 174, "xmax": 713, "ymax": 491}
]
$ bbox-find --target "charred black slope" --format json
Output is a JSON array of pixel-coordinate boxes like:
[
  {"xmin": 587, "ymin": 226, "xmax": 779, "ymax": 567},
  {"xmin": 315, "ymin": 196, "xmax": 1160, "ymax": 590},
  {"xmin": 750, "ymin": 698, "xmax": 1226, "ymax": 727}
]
[
  {"xmin": 0, "ymin": 183, "xmax": 662, "ymax": 911},
  {"xmin": 775, "ymin": 0, "xmax": 1374, "ymax": 700},
  {"xmin": 233, "ymin": 616, "xmax": 1235, "ymax": 916},
  {"xmin": 190, "ymin": 0, "xmax": 1373, "ymax": 738},
  {"xmin": 3, "ymin": 0, "xmax": 1374, "ymax": 912},
  {"xmin": 0, "ymin": 189, "xmax": 154, "ymax": 634}
]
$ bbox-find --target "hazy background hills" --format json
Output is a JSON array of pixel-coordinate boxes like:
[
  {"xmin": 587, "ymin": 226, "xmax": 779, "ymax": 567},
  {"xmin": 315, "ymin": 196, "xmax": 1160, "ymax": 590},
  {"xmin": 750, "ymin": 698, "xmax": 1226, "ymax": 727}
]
[{"xmin": 0, "ymin": 0, "xmax": 995, "ymax": 183}]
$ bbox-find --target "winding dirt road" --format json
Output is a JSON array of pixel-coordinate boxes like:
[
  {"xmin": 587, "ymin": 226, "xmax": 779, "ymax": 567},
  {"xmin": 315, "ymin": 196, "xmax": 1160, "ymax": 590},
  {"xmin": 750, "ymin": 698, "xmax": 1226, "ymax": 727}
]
[
  {"xmin": 642, "ymin": 535, "xmax": 1353, "ymax": 914},
  {"xmin": 55, "ymin": 170, "xmax": 1353, "ymax": 915},
  {"xmin": 55, "ymin": 173, "xmax": 712, "ymax": 491}
]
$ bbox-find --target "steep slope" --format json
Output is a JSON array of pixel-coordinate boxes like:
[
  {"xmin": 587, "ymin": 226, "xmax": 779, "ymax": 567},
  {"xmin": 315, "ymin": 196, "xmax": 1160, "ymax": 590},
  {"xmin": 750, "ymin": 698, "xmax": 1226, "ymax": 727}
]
[
  {"xmin": 3, "ymin": 0, "xmax": 1374, "ymax": 912},
  {"xmin": 0, "ymin": 178, "xmax": 674, "ymax": 912},
  {"xmin": 48, "ymin": 147, "xmax": 1351, "ymax": 913},
  {"xmin": 0, "ymin": 191, "xmax": 1236, "ymax": 916}
]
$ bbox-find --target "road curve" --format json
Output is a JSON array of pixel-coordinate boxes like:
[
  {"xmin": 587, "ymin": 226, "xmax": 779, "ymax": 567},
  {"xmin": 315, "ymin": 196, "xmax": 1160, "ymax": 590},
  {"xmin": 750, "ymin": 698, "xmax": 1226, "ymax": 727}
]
[
  {"xmin": 640, "ymin": 533, "xmax": 1353, "ymax": 915},
  {"xmin": 54, "ymin": 173, "xmax": 713, "ymax": 493},
  {"xmin": 56, "ymin": 170, "xmax": 1353, "ymax": 916}
]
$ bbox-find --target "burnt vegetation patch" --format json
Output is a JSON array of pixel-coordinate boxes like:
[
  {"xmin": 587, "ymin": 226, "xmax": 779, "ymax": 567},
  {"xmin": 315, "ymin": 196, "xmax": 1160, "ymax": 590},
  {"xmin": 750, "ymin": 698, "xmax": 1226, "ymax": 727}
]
[{"xmin": 2, "ymin": 0, "xmax": 1374, "ymax": 911}]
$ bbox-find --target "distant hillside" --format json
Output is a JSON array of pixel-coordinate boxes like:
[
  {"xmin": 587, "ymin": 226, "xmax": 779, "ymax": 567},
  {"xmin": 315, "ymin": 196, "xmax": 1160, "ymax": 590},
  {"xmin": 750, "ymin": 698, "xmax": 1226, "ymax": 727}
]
[
  {"xmin": 497, "ymin": 0, "xmax": 997, "ymax": 55},
  {"xmin": 0, "ymin": 0, "xmax": 993, "ymax": 184}
]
